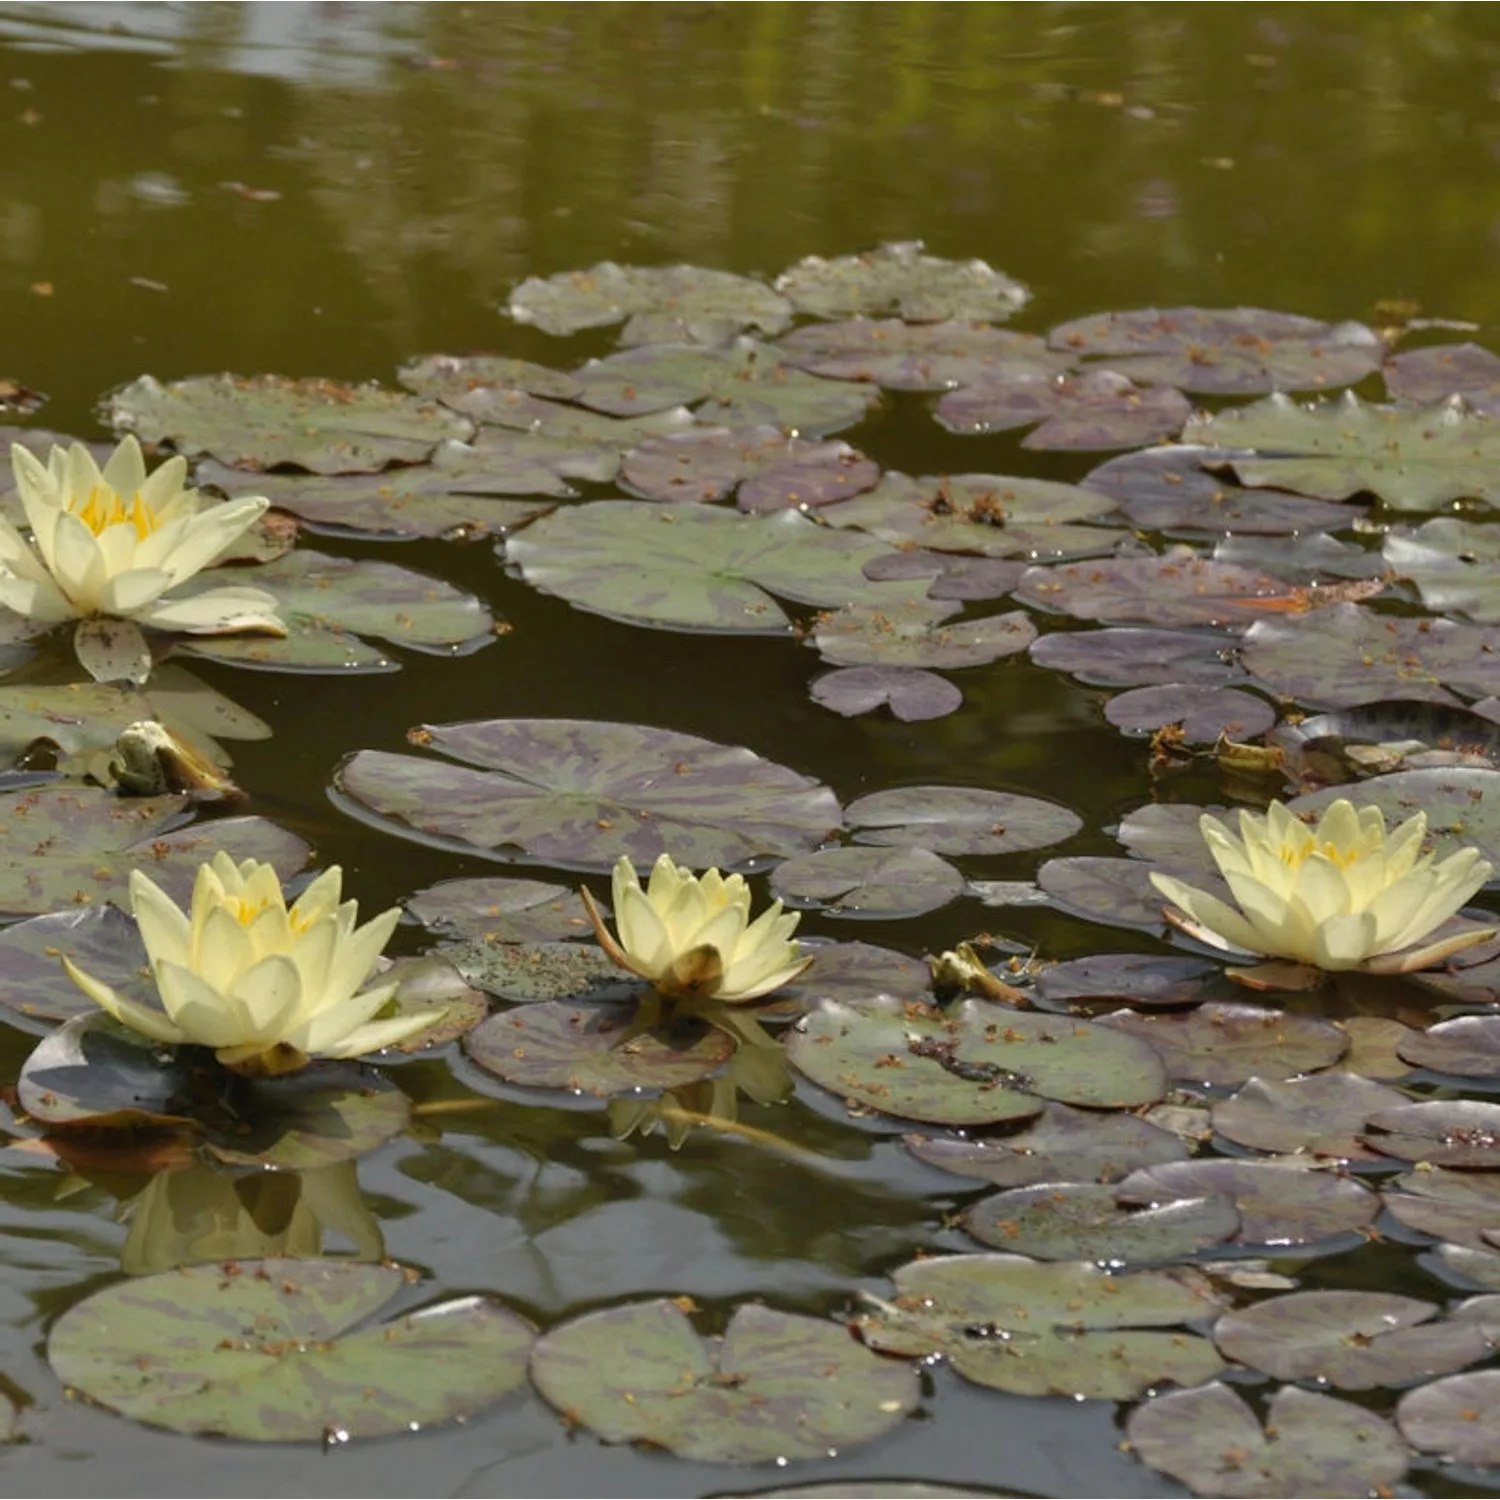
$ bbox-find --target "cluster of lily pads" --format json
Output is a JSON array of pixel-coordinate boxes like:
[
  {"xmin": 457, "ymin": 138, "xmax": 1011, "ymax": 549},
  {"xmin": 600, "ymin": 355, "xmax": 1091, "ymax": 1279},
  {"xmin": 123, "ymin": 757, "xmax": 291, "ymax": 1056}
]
[{"xmin": 8, "ymin": 243, "xmax": 1500, "ymax": 1488}]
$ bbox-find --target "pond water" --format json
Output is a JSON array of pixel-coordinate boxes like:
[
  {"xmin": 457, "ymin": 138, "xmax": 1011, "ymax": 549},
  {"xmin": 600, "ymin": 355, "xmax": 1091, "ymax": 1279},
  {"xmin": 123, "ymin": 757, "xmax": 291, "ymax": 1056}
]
[{"xmin": 6, "ymin": 4, "xmax": 1500, "ymax": 1496}]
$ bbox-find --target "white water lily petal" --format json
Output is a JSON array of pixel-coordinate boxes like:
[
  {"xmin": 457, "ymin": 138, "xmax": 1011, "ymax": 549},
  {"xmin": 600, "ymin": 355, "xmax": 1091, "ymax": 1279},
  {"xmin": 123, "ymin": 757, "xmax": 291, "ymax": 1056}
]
[{"xmin": 60, "ymin": 957, "xmax": 185, "ymax": 1045}]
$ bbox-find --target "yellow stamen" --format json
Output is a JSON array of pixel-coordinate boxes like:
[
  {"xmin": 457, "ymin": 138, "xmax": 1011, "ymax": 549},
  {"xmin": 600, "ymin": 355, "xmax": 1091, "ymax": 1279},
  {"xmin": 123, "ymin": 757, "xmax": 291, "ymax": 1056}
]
[
  {"xmin": 75, "ymin": 486, "xmax": 158, "ymax": 540},
  {"xmin": 1280, "ymin": 839, "xmax": 1359, "ymax": 870}
]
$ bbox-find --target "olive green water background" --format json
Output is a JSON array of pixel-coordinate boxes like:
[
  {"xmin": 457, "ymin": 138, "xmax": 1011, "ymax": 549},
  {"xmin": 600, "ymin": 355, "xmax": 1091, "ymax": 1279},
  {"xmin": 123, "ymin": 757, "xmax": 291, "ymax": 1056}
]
[{"xmin": 3, "ymin": 4, "xmax": 1500, "ymax": 1496}]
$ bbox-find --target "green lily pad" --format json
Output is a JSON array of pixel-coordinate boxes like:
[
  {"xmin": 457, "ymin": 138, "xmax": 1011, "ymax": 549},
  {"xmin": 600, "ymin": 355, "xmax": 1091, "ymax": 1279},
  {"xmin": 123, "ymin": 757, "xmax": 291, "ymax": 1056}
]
[
  {"xmin": 857, "ymin": 1253, "xmax": 1226, "ymax": 1401},
  {"xmin": 105, "ymin": 374, "xmax": 473, "ymax": 474},
  {"xmin": 1211, "ymin": 1073, "xmax": 1410, "ymax": 1162},
  {"xmin": 1098, "ymin": 1003, "xmax": 1349, "ymax": 1085},
  {"xmin": 936, "ymin": 369, "xmax": 1192, "ymax": 450},
  {"xmin": 820, "ymin": 471, "xmax": 1119, "ymax": 561},
  {"xmin": 396, "ymin": 352, "xmax": 583, "ymax": 403},
  {"xmin": 0, "ymin": 783, "xmax": 307, "ymax": 916},
  {"xmin": 1385, "ymin": 517, "xmax": 1500, "ymax": 623},
  {"xmin": 775, "ymin": 243, "xmax": 1028, "ymax": 322},
  {"xmin": 47, "ymin": 1258, "xmax": 534, "ymax": 1440},
  {"xmin": 810, "ymin": 666, "xmax": 963, "ymax": 722},
  {"xmin": 464, "ymin": 387, "xmax": 696, "ymax": 446},
  {"xmin": 1212, "ymin": 530, "xmax": 1389, "ymax": 584},
  {"xmin": 438, "ymin": 939, "xmax": 636, "ymax": 1005},
  {"xmin": 905, "ymin": 1100, "xmax": 1189, "ymax": 1188},
  {"xmin": 404, "ymin": 876, "xmax": 592, "ymax": 943},
  {"xmin": 1364, "ymin": 1099, "xmax": 1500, "ymax": 1167},
  {"xmin": 1029, "ymin": 626, "xmax": 1244, "ymax": 689},
  {"xmin": 845, "ymin": 786, "xmax": 1081, "ymax": 856},
  {"xmin": 1033, "ymin": 953, "xmax": 1228, "ymax": 1010},
  {"xmin": 336, "ymin": 718, "xmax": 840, "ymax": 871},
  {"xmin": 769, "ymin": 845, "xmax": 965, "ymax": 918},
  {"xmin": 1398, "ymin": 1368, "xmax": 1500, "ymax": 1466},
  {"xmin": 464, "ymin": 998, "xmax": 735, "ymax": 1095},
  {"xmin": 1288, "ymin": 766, "xmax": 1500, "ymax": 863},
  {"xmin": 1383, "ymin": 1168, "xmax": 1500, "ymax": 1249},
  {"xmin": 811, "ymin": 600, "xmax": 1036, "ymax": 670},
  {"xmin": 1128, "ymin": 1382, "xmax": 1409, "ymax": 1498},
  {"xmin": 1397, "ymin": 1014, "xmax": 1500, "ymax": 1077},
  {"xmin": 1182, "ymin": 392, "xmax": 1500, "ymax": 511},
  {"xmin": 1035, "ymin": 856, "xmax": 1169, "ymax": 932},
  {"xmin": 1104, "ymin": 685, "xmax": 1276, "ymax": 743},
  {"xmin": 0, "ymin": 902, "xmax": 151, "ymax": 1030},
  {"xmin": 1215, "ymin": 1289, "xmax": 1498, "ymax": 1389},
  {"xmin": 621, "ymin": 427, "xmax": 879, "ymax": 505},
  {"xmin": 776, "ymin": 318, "xmax": 1067, "ymax": 391},
  {"xmin": 503, "ymin": 501, "xmax": 910, "ymax": 633},
  {"xmin": 529, "ymin": 1299, "xmax": 917, "ymax": 1463},
  {"xmin": 963, "ymin": 1182, "xmax": 1239, "ymax": 1263},
  {"xmin": 508, "ymin": 263, "xmax": 793, "ymax": 341},
  {"xmin": 197, "ymin": 451, "xmax": 559, "ymax": 539},
  {"xmin": 1049, "ymin": 307, "xmax": 1383, "ymax": 394},
  {"xmin": 1385, "ymin": 341, "xmax": 1500, "ymax": 412},
  {"xmin": 1115, "ymin": 1158, "xmax": 1379, "ymax": 1247}
]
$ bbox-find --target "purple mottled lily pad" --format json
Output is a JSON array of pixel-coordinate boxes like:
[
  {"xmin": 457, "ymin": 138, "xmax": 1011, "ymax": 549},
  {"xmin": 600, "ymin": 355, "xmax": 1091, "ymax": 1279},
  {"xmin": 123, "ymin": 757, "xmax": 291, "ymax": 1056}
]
[
  {"xmin": 937, "ymin": 368, "xmax": 1192, "ymax": 450},
  {"xmin": 905, "ymin": 1100, "xmax": 1189, "ymax": 1188},
  {"xmin": 1399, "ymin": 1368, "xmax": 1500, "ymax": 1466},
  {"xmin": 47, "ymin": 1258, "xmax": 534, "ymax": 1440},
  {"xmin": 810, "ymin": 666, "xmax": 963, "ymax": 722},
  {"xmin": 530, "ymin": 1299, "xmax": 917, "ymax": 1463},
  {"xmin": 770, "ymin": 845, "xmax": 965, "ymax": 918},
  {"xmin": 845, "ymin": 786, "xmax": 1080, "ymax": 856},
  {"xmin": 1099, "ymin": 1002, "xmax": 1349, "ymax": 1086},
  {"xmin": 963, "ymin": 1182, "xmax": 1238, "ymax": 1263},
  {"xmin": 1398, "ymin": 1015, "xmax": 1500, "ymax": 1077},
  {"xmin": 1036, "ymin": 855, "xmax": 1168, "ymax": 932},
  {"xmin": 1029, "ymin": 626, "xmax": 1243, "ymax": 689},
  {"xmin": 621, "ymin": 427, "xmax": 874, "ymax": 504},
  {"xmin": 863, "ymin": 550, "xmax": 1028, "ymax": 602},
  {"xmin": 779, "ymin": 940, "xmax": 932, "ymax": 1012},
  {"xmin": 776, "ymin": 318, "xmax": 1066, "ymax": 390},
  {"xmin": 1113, "ymin": 802, "xmax": 1221, "ymax": 871},
  {"xmin": 1104, "ymin": 684, "xmax": 1276, "ymax": 743},
  {"xmin": 1183, "ymin": 392, "xmax": 1500, "ymax": 511},
  {"xmin": 1384, "ymin": 1168, "xmax": 1500, "ymax": 1249},
  {"xmin": 1033, "ymin": 953, "xmax": 1227, "ymax": 1010},
  {"xmin": 1115, "ymin": 1157, "xmax": 1379, "ymax": 1247},
  {"xmin": 858, "ymin": 1254, "xmax": 1225, "ymax": 1401},
  {"xmin": 336, "ymin": 718, "xmax": 840, "ymax": 872},
  {"xmin": 1385, "ymin": 516, "xmax": 1500, "ymax": 624},
  {"xmin": 106, "ymin": 373, "xmax": 473, "ymax": 474},
  {"xmin": 1212, "ymin": 1073, "xmax": 1409, "ymax": 1162},
  {"xmin": 775, "ymin": 243, "xmax": 1028, "ymax": 323},
  {"xmin": 736, "ymin": 450, "xmax": 882, "ymax": 515},
  {"xmin": 812, "ymin": 599, "xmax": 1036, "ymax": 670},
  {"xmin": 1364, "ymin": 1099, "xmax": 1500, "ymax": 1167},
  {"xmin": 1129, "ymin": 1382, "xmax": 1409, "ymax": 1498},
  {"xmin": 1081, "ymin": 444, "xmax": 1362, "ymax": 535},
  {"xmin": 404, "ymin": 876, "xmax": 592, "ymax": 943},
  {"xmin": 397, "ymin": 352, "xmax": 581, "ymax": 403},
  {"xmin": 1384, "ymin": 342, "xmax": 1500, "ymax": 413}
]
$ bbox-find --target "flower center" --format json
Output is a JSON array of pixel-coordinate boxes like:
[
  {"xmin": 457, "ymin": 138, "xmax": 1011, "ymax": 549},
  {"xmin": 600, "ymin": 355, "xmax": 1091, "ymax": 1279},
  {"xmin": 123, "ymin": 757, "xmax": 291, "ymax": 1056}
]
[
  {"xmin": 76, "ymin": 485, "xmax": 159, "ymax": 540},
  {"xmin": 1281, "ymin": 839, "xmax": 1363, "ymax": 871}
]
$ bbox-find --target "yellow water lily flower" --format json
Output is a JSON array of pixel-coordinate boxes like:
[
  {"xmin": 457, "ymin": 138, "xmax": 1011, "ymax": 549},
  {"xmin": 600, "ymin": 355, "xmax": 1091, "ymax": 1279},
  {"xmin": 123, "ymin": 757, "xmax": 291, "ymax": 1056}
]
[
  {"xmin": 582, "ymin": 853, "xmax": 813, "ymax": 1003},
  {"xmin": 63, "ymin": 853, "xmax": 440, "ymax": 1074},
  {"xmin": 1150, "ymin": 798, "xmax": 1496, "ymax": 974},
  {"xmin": 2, "ymin": 436, "xmax": 284, "ymax": 634}
]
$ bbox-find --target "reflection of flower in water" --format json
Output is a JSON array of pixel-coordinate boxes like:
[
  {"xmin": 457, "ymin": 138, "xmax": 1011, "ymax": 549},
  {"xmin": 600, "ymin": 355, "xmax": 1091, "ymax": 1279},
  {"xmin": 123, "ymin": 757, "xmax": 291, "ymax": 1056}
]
[
  {"xmin": 1151, "ymin": 798, "xmax": 1496, "ymax": 974},
  {"xmin": 1, "ymin": 436, "xmax": 282, "ymax": 636},
  {"xmin": 64, "ymin": 853, "xmax": 442, "ymax": 1075},
  {"xmin": 583, "ymin": 853, "xmax": 811, "ymax": 1004},
  {"xmin": 121, "ymin": 1161, "xmax": 382, "ymax": 1274}
]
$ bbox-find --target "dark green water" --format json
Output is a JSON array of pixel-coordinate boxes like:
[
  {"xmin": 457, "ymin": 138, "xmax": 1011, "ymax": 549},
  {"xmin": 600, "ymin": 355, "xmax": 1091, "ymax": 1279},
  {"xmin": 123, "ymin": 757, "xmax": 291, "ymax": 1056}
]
[{"xmin": 2, "ymin": 4, "xmax": 1500, "ymax": 1494}]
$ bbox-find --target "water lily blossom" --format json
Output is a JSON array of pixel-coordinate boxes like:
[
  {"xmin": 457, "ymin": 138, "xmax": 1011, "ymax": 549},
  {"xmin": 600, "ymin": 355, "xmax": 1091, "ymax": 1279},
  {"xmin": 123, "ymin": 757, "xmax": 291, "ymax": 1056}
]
[
  {"xmin": 62, "ymin": 853, "xmax": 440, "ymax": 1074},
  {"xmin": 1150, "ymin": 798, "xmax": 1496, "ymax": 974},
  {"xmin": 583, "ymin": 853, "xmax": 813, "ymax": 1003},
  {"xmin": 2, "ymin": 436, "xmax": 283, "ymax": 635}
]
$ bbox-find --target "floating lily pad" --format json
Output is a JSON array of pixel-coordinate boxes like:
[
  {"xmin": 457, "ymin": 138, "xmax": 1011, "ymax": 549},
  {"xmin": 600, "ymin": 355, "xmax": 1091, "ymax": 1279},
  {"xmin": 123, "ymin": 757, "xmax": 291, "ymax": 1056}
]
[
  {"xmin": 776, "ymin": 318, "xmax": 1067, "ymax": 391},
  {"xmin": 17, "ymin": 1014, "xmax": 195, "ymax": 1130},
  {"xmin": 778, "ymin": 940, "xmax": 932, "ymax": 1012},
  {"xmin": 1115, "ymin": 1158, "xmax": 1379, "ymax": 1247},
  {"xmin": 857, "ymin": 1253, "xmax": 1225, "ymax": 1401},
  {"xmin": 1016, "ymin": 549, "xmax": 1294, "ymax": 629},
  {"xmin": 1340, "ymin": 1014, "xmax": 1416, "ymax": 1079},
  {"xmin": 437, "ymin": 939, "xmax": 635, "ymax": 1005},
  {"xmin": 1384, "ymin": 342, "xmax": 1500, "ymax": 413},
  {"xmin": 379, "ymin": 954, "xmax": 488, "ymax": 1052},
  {"xmin": 396, "ymin": 352, "xmax": 583, "ymax": 403},
  {"xmin": 845, "ymin": 786, "xmax": 1080, "ymax": 856},
  {"xmin": 1128, "ymin": 1382, "xmax": 1409, "ymax": 1498},
  {"xmin": 105, "ymin": 374, "xmax": 473, "ymax": 474},
  {"xmin": 0, "ymin": 902, "xmax": 151, "ymax": 1029},
  {"xmin": 621, "ymin": 427, "xmax": 879, "ymax": 504},
  {"xmin": 504, "ymin": 501, "xmax": 908, "ymax": 633},
  {"xmin": 1099, "ymin": 1003, "xmax": 1348, "ymax": 1086},
  {"xmin": 863, "ymin": 550, "xmax": 1028, "ymax": 602},
  {"xmin": 1029, "ymin": 627, "xmax": 1243, "ymax": 689},
  {"xmin": 47, "ymin": 1258, "xmax": 534, "ymax": 1440},
  {"xmin": 963, "ymin": 1182, "xmax": 1238, "ymax": 1263},
  {"xmin": 529, "ymin": 1299, "xmax": 917, "ymax": 1463},
  {"xmin": 1212, "ymin": 531, "xmax": 1389, "ymax": 585},
  {"xmin": 1397, "ymin": 1015, "xmax": 1500, "ymax": 1077},
  {"xmin": 769, "ymin": 846, "xmax": 965, "ymax": 918},
  {"xmin": 1035, "ymin": 855, "xmax": 1167, "ymax": 932},
  {"xmin": 1083, "ymin": 444, "xmax": 1363, "ymax": 535},
  {"xmin": 1383, "ymin": 1169, "xmax": 1500, "ymax": 1250},
  {"xmin": 404, "ymin": 876, "xmax": 592, "ymax": 943},
  {"xmin": 1113, "ymin": 802, "xmax": 1222, "ymax": 871},
  {"xmin": 1364, "ymin": 1099, "xmax": 1500, "ymax": 1167},
  {"xmin": 1385, "ymin": 517, "xmax": 1500, "ymax": 623},
  {"xmin": 1435, "ymin": 1242, "xmax": 1500, "ymax": 1289},
  {"xmin": 905, "ymin": 1100, "xmax": 1189, "ymax": 1188},
  {"xmin": 463, "ymin": 1000, "xmax": 732, "ymax": 1095},
  {"xmin": 1182, "ymin": 392, "xmax": 1500, "ymax": 511},
  {"xmin": 936, "ymin": 369, "xmax": 1193, "ymax": 450},
  {"xmin": 809, "ymin": 666, "xmax": 963, "ymax": 722},
  {"xmin": 1050, "ymin": 308, "xmax": 1382, "ymax": 394},
  {"xmin": 336, "ymin": 719, "xmax": 840, "ymax": 871},
  {"xmin": 811, "ymin": 600, "xmax": 1036, "ymax": 670},
  {"xmin": 820, "ymin": 471, "xmax": 1119, "ymax": 561},
  {"xmin": 1269, "ymin": 699, "xmax": 1500, "ymax": 785},
  {"xmin": 775, "ymin": 243, "xmax": 1028, "ymax": 323},
  {"xmin": 1398, "ymin": 1368, "xmax": 1500, "ymax": 1466},
  {"xmin": 1211, "ymin": 1073, "xmax": 1409, "ymax": 1161},
  {"xmin": 197, "ymin": 450, "xmax": 559, "ymax": 539},
  {"xmin": 509, "ymin": 263, "xmax": 793, "ymax": 341},
  {"xmin": 1033, "ymin": 953, "xmax": 1227, "ymax": 1009},
  {"xmin": 1104, "ymin": 685, "xmax": 1276, "ymax": 744}
]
